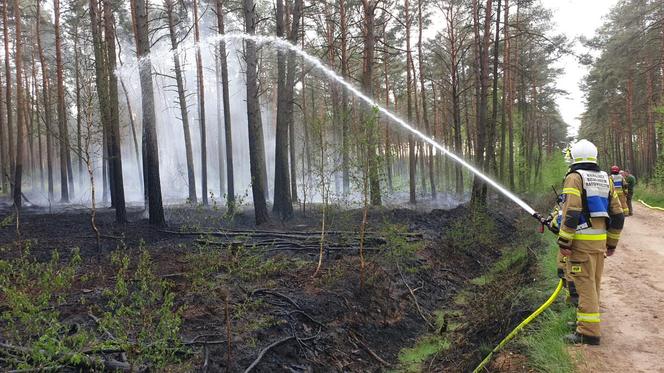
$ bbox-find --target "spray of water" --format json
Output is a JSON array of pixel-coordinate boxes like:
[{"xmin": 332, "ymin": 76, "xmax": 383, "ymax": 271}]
[{"xmin": 205, "ymin": 33, "xmax": 537, "ymax": 216}]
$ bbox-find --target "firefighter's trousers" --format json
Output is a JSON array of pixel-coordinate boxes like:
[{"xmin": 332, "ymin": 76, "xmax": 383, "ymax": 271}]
[
  {"xmin": 557, "ymin": 251, "xmax": 578, "ymax": 305},
  {"xmin": 568, "ymin": 251, "xmax": 604, "ymax": 338},
  {"xmin": 617, "ymin": 191, "xmax": 629, "ymax": 215}
]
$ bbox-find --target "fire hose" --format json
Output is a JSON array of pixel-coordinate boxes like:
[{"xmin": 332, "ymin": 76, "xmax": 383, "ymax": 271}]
[
  {"xmin": 639, "ymin": 199, "xmax": 664, "ymax": 211},
  {"xmin": 472, "ymin": 279, "xmax": 564, "ymax": 373},
  {"xmin": 472, "ymin": 212, "xmax": 562, "ymax": 372}
]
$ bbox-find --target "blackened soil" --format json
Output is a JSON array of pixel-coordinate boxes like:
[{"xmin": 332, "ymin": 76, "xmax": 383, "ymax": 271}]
[{"xmin": 0, "ymin": 198, "xmax": 538, "ymax": 372}]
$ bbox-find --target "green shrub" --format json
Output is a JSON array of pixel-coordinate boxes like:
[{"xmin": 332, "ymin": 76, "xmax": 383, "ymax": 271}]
[
  {"xmin": 0, "ymin": 247, "xmax": 94, "ymax": 369},
  {"xmin": 445, "ymin": 208, "xmax": 497, "ymax": 251},
  {"xmin": 99, "ymin": 248, "xmax": 184, "ymax": 369}
]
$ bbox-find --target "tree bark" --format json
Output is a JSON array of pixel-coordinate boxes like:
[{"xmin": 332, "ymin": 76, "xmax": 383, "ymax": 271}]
[
  {"xmin": 361, "ymin": 0, "xmax": 381, "ymax": 206},
  {"xmin": 215, "ymin": 0, "xmax": 235, "ymax": 208},
  {"xmin": 446, "ymin": 4, "xmax": 464, "ymax": 198},
  {"xmin": 165, "ymin": 0, "xmax": 197, "ymax": 203},
  {"xmin": 405, "ymin": 0, "xmax": 416, "ymax": 204},
  {"xmin": 193, "ymin": 0, "xmax": 208, "ymax": 205},
  {"xmin": 74, "ymin": 29, "xmax": 83, "ymax": 184},
  {"xmin": 418, "ymin": 0, "xmax": 436, "ymax": 199},
  {"xmin": 244, "ymin": 0, "xmax": 270, "ymax": 225},
  {"xmin": 382, "ymin": 20, "xmax": 393, "ymax": 193},
  {"xmin": 54, "ymin": 0, "xmax": 70, "ymax": 202},
  {"xmin": 340, "ymin": 0, "xmax": 350, "ymax": 195},
  {"xmin": 133, "ymin": 0, "xmax": 166, "ymax": 226},
  {"xmin": 103, "ymin": 0, "xmax": 127, "ymax": 223},
  {"xmin": 470, "ymin": 0, "xmax": 492, "ymax": 205},
  {"xmin": 3, "ymin": 1, "xmax": 15, "ymax": 189},
  {"xmin": 12, "ymin": 0, "xmax": 26, "ymax": 208},
  {"xmin": 508, "ymin": 0, "xmax": 516, "ymax": 190},
  {"xmin": 487, "ymin": 0, "xmax": 501, "ymax": 175},
  {"xmin": 625, "ymin": 74, "xmax": 635, "ymax": 171},
  {"xmin": 273, "ymin": 0, "xmax": 293, "ymax": 218},
  {"xmin": 0, "ymin": 66, "xmax": 6, "ymax": 193}
]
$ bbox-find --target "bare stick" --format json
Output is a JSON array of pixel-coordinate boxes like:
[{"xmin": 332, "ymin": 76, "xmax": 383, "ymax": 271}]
[
  {"xmin": 249, "ymin": 289, "xmax": 301, "ymax": 310},
  {"xmin": 243, "ymin": 336, "xmax": 295, "ymax": 373},
  {"xmin": 397, "ymin": 264, "xmax": 434, "ymax": 330},
  {"xmin": 348, "ymin": 331, "xmax": 391, "ymax": 367}
]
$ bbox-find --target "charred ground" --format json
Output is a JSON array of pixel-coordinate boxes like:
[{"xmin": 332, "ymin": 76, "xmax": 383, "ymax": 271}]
[{"xmin": 0, "ymin": 198, "xmax": 545, "ymax": 372}]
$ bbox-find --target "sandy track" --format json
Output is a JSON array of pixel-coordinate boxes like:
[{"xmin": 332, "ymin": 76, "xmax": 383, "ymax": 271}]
[{"xmin": 574, "ymin": 204, "xmax": 664, "ymax": 373}]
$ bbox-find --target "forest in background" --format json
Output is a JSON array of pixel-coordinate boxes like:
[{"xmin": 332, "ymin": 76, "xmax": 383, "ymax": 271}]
[
  {"xmin": 580, "ymin": 0, "xmax": 664, "ymax": 187},
  {"xmin": 0, "ymin": 0, "xmax": 579, "ymax": 226}
]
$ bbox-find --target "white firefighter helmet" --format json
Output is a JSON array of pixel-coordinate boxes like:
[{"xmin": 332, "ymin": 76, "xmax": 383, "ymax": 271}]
[{"xmin": 570, "ymin": 139, "xmax": 598, "ymax": 165}]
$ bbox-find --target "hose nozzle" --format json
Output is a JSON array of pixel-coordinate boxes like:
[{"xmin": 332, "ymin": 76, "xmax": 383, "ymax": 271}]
[{"xmin": 533, "ymin": 212, "xmax": 557, "ymax": 234}]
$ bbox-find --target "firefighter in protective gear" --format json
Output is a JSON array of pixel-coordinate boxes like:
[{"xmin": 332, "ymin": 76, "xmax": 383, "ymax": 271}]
[
  {"xmin": 610, "ymin": 166, "xmax": 630, "ymax": 215},
  {"xmin": 558, "ymin": 139, "xmax": 624, "ymax": 345}
]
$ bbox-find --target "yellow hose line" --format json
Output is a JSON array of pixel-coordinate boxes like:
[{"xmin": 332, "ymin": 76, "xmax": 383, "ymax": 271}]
[
  {"xmin": 472, "ymin": 279, "xmax": 564, "ymax": 373},
  {"xmin": 638, "ymin": 199, "xmax": 664, "ymax": 211}
]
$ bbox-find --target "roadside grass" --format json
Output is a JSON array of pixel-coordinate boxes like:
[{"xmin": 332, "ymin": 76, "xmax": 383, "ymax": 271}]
[
  {"xmin": 516, "ymin": 237, "xmax": 576, "ymax": 373},
  {"xmin": 520, "ymin": 308, "xmax": 576, "ymax": 373},
  {"xmin": 635, "ymin": 182, "xmax": 664, "ymax": 207}
]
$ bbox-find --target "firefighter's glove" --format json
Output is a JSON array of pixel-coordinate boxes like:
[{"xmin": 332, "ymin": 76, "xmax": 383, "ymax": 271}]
[
  {"xmin": 606, "ymin": 246, "xmax": 616, "ymax": 257},
  {"xmin": 559, "ymin": 247, "xmax": 572, "ymax": 257}
]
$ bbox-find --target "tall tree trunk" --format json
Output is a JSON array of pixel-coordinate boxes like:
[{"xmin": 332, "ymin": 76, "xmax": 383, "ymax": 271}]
[
  {"xmin": 103, "ymin": 0, "xmax": 127, "ymax": 223},
  {"xmin": 27, "ymin": 61, "xmax": 36, "ymax": 185},
  {"xmin": 325, "ymin": 1, "xmax": 342, "ymax": 195},
  {"xmin": 273, "ymin": 0, "xmax": 292, "ymax": 218},
  {"xmin": 215, "ymin": 51, "xmax": 226, "ymax": 199},
  {"xmin": 382, "ymin": 20, "xmax": 393, "ymax": 193},
  {"xmin": 340, "ymin": 0, "xmax": 350, "ymax": 194},
  {"xmin": 500, "ymin": 0, "xmax": 508, "ymax": 182},
  {"xmin": 244, "ymin": 0, "xmax": 270, "ymax": 225},
  {"xmin": 446, "ymin": 5, "xmax": 464, "ymax": 198},
  {"xmin": 165, "ymin": 0, "xmax": 197, "ymax": 203},
  {"xmin": 281, "ymin": 0, "xmax": 303, "ymax": 209},
  {"xmin": 362, "ymin": 0, "xmax": 382, "ymax": 206},
  {"xmin": 193, "ymin": 0, "xmax": 208, "ymax": 205},
  {"xmin": 508, "ymin": 0, "xmax": 517, "ymax": 190},
  {"xmin": 646, "ymin": 70, "xmax": 656, "ymax": 175},
  {"xmin": 215, "ymin": 0, "xmax": 235, "ymax": 208},
  {"xmin": 626, "ymin": 74, "xmax": 635, "ymax": 171},
  {"xmin": 418, "ymin": 0, "xmax": 436, "ymax": 199},
  {"xmin": 133, "ymin": 0, "xmax": 166, "ymax": 226},
  {"xmin": 54, "ymin": 0, "xmax": 70, "ymax": 202},
  {"xmin": 471, "ymin": 0, "xmax": 493, "ymax": 205},
  {"xmin": 0, "ymin": 67, "xmax": 6, "ymax": 193},
  {"xmin": 31, "ymin": 51, "xmax": 41, "ymax": 188},
  {"xmin": 90, "ymin": 0, "xmax": 112, "ymax": 206},
  {"xmin": 74, "ymin": 30, "xmax": 83, "ymax": 185},
  {"xmin": 405, "ymin": 0, "xmax": 416, "ymax": 204},
  {"xmin": 487, "ymin": 0, "xmax": 501, "ymax": 175},
  {"xmin": 12, "ymin": 0, "xmax": 25, "ymax": 208},
  {"xmin": 3, "ymin": 1, "xmax": 15, "ymax": 187}
]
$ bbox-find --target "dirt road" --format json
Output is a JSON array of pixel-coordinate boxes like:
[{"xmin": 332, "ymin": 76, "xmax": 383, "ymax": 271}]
[{"xmin": 575, "ymin": 204, "xmax": 664, "ymax": 372}]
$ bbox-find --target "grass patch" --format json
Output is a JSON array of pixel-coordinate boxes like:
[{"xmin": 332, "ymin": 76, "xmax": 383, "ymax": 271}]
[
  {"xmin": 469, "ymin": 246, "xmax": 528, "ymax": 286},
  {"xmin": 520, "ymin": 308, "xmax": 576, "ymax": 373},
  {"xmin": 635, "ymin": 182, "xmax": 664, "ymax": 207},
  {"xmin": 397, "ymin": 335, "xmax": 451, "ymax": 372}
]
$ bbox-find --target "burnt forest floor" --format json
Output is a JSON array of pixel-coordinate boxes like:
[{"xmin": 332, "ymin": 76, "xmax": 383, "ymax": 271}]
[{"xmin": 0, "ymin": 195, "xmax": 552, "ymax": 372}]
